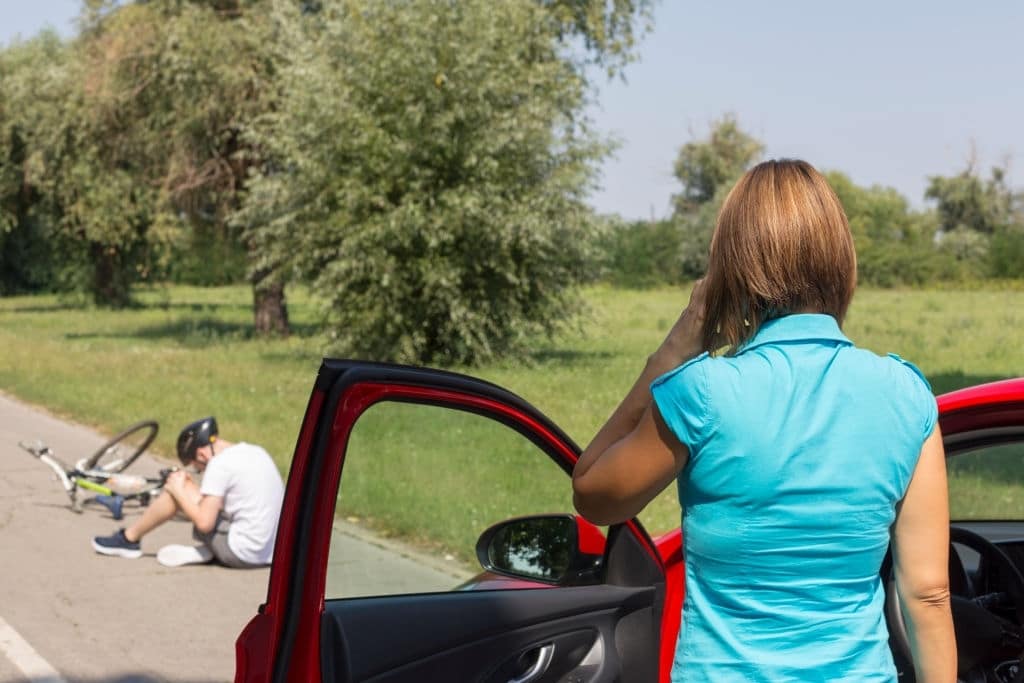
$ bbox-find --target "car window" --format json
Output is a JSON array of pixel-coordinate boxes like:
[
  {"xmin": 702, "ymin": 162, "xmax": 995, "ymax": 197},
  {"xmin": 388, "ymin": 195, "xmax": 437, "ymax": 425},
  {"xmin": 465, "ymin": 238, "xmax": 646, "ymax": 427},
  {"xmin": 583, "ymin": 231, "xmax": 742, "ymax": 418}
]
[
  {"xmin": 325, "ymin": 400, "xmax": 581, "ymax": 599},
  {"xmin": 947, "ymin": 440, "xmax": 1024, "ymax": 520}
]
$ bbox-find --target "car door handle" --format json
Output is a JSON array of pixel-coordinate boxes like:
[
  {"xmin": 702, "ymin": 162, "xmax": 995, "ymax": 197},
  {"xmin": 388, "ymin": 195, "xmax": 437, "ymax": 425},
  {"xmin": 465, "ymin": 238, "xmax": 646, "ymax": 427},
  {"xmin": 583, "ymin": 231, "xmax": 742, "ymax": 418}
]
[{"xmin": 509, "ymin": 643, "xmax": 555, "ymax": 683}]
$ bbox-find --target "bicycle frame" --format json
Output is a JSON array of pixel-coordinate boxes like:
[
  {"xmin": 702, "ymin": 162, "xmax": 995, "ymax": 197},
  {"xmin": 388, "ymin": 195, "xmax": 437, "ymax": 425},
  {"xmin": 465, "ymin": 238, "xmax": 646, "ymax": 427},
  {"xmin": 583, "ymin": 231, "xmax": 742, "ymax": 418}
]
[{"xmin": 20, "ymin": 441, "xmax": 170, "ymax": 514}]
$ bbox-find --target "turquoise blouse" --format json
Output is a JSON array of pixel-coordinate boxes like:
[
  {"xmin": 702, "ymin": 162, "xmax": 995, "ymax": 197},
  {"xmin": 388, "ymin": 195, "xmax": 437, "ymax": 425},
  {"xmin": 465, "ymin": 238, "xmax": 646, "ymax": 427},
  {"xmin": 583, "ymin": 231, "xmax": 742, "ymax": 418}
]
[{"xmin": 650, "ymin": 314, "xmax": 938, "ymax": 682}]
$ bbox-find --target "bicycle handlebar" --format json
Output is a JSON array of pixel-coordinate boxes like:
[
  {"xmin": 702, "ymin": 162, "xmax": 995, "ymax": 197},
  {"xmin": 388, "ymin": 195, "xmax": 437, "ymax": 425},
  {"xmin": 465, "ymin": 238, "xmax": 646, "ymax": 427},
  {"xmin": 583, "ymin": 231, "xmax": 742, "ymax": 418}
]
[
  {"xmin": 18, "ymin": 440, "xmax": 52, "ymax": 458},
  {"xmin": 19, "ymin": 440, "xmax": 75, "ymax": 493}
]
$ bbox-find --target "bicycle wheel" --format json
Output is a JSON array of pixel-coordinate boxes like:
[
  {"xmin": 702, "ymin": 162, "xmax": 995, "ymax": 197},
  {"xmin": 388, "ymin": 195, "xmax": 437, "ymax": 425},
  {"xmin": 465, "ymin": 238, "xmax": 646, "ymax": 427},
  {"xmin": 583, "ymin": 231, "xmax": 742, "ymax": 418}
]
[{"xmin": 83, "ymin": 420, "xmax": 159, "ymax": 473}]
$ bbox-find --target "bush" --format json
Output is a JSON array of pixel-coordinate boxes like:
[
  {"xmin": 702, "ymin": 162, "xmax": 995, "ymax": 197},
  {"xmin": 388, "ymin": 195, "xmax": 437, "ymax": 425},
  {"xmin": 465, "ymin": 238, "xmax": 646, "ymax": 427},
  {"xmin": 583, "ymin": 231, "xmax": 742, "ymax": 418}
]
[
  {"xmin": 166, "ymin": 228, "xmax": 248, "ymax": 286},
  {"xmin": 990, "ymin": 226, "xmax": 1024, "ymax": 279},
  {"xmin": 0, "ymin": 217, "xmax": 58, "ymax": 294},
  {"xmin": 600, "ymin": 218, "xmax": 684, "ymax": 288},
  {"xmin": 857, "ymin": 242, "xmax": 965, "ymax": 287}
]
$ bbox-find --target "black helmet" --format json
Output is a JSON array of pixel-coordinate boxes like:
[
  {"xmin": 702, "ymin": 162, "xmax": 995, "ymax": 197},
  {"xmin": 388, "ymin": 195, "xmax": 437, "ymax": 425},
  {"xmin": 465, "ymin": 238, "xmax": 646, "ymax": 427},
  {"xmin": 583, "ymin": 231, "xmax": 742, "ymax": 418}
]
[{"xmin": 177, "ymin": 416, "xmax": 218, "ymax": 466}]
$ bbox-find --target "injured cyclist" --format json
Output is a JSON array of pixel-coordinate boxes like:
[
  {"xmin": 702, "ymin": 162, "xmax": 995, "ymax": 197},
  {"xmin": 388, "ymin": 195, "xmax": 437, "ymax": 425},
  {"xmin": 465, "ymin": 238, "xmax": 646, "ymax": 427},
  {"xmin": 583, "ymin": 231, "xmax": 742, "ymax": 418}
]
[{"xmin": 91, "ymin": 416, "xmax": 285, "ymax": 568}]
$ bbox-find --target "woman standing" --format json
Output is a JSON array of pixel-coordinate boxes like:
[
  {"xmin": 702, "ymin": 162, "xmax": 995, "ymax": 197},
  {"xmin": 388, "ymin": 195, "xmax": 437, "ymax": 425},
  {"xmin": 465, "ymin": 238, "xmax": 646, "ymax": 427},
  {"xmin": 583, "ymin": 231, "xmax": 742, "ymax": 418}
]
[{"xmin": 572, "ymin": 159, "xmax": 955, "ymax": 682}]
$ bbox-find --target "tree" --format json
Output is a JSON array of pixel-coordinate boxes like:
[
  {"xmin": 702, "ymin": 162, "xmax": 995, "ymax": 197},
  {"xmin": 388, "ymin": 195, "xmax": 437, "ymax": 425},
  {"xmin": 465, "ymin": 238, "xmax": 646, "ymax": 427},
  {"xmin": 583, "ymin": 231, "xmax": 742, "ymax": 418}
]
[
  {"xmin": 599, "ymin": 216, "xmax": 684, "ymax": 288},
  {"xmin": 70, "ymin": 1, "xmax": 283, "ymax": 321},
  {"xmin": 925, "ymin": 160, "xmax": 1019, "ymax": 274},
  {"xmin": 676, "ymin": 184, "xmax": 729, "ymax": 279},
  {"xmin": 990, "ymin": 222, "xmax": 1024, "ymax": 278},
  {"xmin": 671, "ymin": 114, "xmax": 764, "ymax": 215},
  {"xmin": 823, "ymin": 172, "xmax": 959, "ymax": 286},
  {"xmin": 2, "ymin": 0, "xmax": 652, "ymax": 336},
  {"xmin": 0, "ymin": 7, "xmax": 186, "ymax": 306},
  {"xmin": 926, "ymin": 163, "xmax": 1015, "ymax": 235},
  {"xmin": 669, "ymin": 116, "xmax": 763, "ymax": 278},
  {"xmin": 544, "ymin": 0, "xmax": 654, "ymax": 76},
  {"xmin": 825, "ymin": 171, "xmax": 933, "ymax": 248},
  {"xmin": 238, "ymin": 0, "xmax": 643, "ymax": 365},
  {"xmin": 0, "ymin": 30, "xmax": 149, "ymax": 303},
  {"xmin": 0, "ymin": 34, "xmax": 67, "ymax": 294},
  {"xmin": 0, "ymin": 1, "xmax": 283, "ymax": 320}
]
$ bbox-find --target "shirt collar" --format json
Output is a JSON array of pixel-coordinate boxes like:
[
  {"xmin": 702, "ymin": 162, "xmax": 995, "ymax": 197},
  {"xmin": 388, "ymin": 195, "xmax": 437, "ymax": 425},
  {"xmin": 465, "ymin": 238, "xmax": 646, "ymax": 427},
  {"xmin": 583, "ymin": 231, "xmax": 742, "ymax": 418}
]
[{"xmin": 736, "ymin": 313, "xmax": 852, "ymax": 354}]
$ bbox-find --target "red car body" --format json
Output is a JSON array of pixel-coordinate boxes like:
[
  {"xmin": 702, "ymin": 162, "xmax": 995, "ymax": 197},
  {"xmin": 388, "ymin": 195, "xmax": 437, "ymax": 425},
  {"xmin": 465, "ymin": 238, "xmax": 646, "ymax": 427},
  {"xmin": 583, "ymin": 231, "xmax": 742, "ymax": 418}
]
[{"xmin": 235, "ymin": 368, "xmax": 1024, "ymax": 682}]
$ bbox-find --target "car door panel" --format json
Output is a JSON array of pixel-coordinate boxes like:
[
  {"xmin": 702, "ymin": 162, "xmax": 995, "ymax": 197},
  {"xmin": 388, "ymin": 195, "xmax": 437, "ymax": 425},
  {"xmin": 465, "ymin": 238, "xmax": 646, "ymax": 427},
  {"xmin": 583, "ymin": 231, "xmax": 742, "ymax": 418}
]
[
  {"xmin": 321, "ymin": 585, "xmax": 656, "ymax": 682},
  {"xmin": 321, "ymin": 521, "xmax": 665, "ymax": 682}
]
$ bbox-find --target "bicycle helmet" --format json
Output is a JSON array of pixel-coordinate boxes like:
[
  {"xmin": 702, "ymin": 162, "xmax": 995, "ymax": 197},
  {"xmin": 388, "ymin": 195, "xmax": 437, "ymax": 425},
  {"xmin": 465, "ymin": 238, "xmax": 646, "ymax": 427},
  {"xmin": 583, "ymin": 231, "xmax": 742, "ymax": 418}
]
[{"xmin": 176, "ymin": 416, "xmax": 218, "ymax": 466}]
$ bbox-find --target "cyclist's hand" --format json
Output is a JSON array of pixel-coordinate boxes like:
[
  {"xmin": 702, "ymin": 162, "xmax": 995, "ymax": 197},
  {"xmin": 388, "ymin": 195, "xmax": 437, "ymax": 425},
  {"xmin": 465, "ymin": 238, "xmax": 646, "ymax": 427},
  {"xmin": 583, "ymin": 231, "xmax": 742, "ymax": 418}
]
[{"xmin": 164, "ymin": 470, "xmax": 190, "ymax": 497}]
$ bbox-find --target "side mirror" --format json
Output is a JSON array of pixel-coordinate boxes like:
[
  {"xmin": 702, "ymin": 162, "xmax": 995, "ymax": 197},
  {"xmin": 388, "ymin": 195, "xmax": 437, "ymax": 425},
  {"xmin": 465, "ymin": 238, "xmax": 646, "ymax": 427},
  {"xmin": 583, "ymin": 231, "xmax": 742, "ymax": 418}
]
[{"xmin": 475, "ymin": 514, "xmax": 605, "ymax": 586}]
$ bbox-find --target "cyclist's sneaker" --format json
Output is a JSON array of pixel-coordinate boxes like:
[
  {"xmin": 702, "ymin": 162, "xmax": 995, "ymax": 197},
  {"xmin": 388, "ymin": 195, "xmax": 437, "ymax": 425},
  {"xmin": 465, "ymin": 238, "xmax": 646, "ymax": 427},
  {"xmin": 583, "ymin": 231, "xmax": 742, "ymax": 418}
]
[
  {"xmin": 94, "ymin": 494, "xmax": 124, "ymax": 521},
  {"xmin": 91, "ymin": 529, "xmax": 142, "ymax": 559},
  {"xmin": 157, "ymin": 544, "xmax": 213, "ymax": 567}
]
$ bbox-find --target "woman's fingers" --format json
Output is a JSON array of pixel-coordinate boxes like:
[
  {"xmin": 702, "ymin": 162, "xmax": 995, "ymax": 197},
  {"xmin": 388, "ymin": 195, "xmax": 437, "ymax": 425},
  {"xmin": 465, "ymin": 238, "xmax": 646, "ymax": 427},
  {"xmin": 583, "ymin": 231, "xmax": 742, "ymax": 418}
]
[
  {"xmin": 659, "ymin": 279, "xmax": 708, "ymax": 362},
  {"xmin": 686, "ymin": 277, "xmax": 708, "ymax": 317}
]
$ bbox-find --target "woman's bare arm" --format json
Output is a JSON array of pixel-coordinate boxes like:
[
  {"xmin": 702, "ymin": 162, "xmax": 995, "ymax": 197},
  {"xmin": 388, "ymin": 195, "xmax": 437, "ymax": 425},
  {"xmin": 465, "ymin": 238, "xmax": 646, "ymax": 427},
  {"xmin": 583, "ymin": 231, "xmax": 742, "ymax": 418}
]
[
  {"xmin": 891, "ymin": 427, "xmax": 957, "ymax": 682},
  {"xmin": 572, "ymin": 281, "xmax": 705, "ymax": 525}
]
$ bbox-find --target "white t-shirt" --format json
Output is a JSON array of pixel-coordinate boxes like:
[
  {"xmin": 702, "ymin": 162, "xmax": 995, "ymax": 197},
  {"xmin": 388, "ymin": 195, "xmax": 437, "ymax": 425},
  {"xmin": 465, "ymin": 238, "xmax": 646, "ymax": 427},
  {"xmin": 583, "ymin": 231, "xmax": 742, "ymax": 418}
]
[{"xmin": 200, "ymin": 442, "xmax": 284, "ymax": 565}]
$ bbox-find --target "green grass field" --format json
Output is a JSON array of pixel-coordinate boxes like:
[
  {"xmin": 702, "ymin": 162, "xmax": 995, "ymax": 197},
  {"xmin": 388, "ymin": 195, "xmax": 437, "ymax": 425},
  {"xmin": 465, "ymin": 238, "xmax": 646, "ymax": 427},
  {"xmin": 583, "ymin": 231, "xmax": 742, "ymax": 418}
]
[{"xmin": 1, "ymin": 284, "xmax": 1022, "ymax": 565}]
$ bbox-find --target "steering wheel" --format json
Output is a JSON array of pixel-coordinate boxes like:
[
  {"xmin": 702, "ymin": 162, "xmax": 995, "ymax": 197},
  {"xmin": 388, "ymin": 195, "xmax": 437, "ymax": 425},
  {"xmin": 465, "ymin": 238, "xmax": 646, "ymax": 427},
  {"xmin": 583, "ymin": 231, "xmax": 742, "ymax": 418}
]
[{"xmin": 885, "ymin": 527, "xmax": 1024, "ymax": 682}]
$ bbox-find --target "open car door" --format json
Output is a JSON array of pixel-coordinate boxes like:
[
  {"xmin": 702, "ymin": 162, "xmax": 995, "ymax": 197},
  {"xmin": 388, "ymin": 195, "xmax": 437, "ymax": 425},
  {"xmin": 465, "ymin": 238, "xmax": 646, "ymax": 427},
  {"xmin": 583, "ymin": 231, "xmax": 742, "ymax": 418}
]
[{"xmin": 236, "ymin": 360, "xmax": 671, "ymax": 682}]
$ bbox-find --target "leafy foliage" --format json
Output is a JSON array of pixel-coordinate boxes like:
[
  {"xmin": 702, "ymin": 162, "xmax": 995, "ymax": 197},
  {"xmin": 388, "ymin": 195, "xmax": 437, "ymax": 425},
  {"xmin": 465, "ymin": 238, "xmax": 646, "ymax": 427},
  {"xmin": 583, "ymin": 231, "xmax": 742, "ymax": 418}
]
[
  {"xmin": 239, "ymin": 0, "xmax": 613, "ymax": 364},
  {"xmin": 544, "ymin": 0, "xmax": 654, "ymax": 76},
  {"xmin": 855, "ymin": 242, "xmax": 963, "ymax": 287},
  {"xmin": 925, "ymin": 162, "xmax": 1024, "ymax": 277},
  {"xmin": 825, "ymin": 171, "xmax": 933, "ymax": 247},
  {"xmin": 926, "ymin": 165, "xmax": 1016, "ymax": 235},
  {"xmin": 671, "ymin": 114, "xmax": 764, "ymax": 214},
  {"xmin": 602, "ymin": 115, "xmax": 1012, "ymax": 289},
  {"xmin": 675, "ymin": 182, "xmax": 732, "ymax": 280},
  {"xmin": 166, "ymin": 227, "xmax": 249, "ymax": 286},
  {"xmin": 823, "ymin": 171, "xmax": 962, "ymax": 285},
  {"xmin": 599, "ymin": 217, "xmax": 684, "ymax": 288},
  {"xmin": 0, "ymin": 35, "xmax": 66, "ymax": 294},
  {"xmin": 1, "ymin": 0, "xmax": 652, "ymax": 356},
  {"xmin": 0, "ymin": 1, "xmax": 273, "ymax": 306},
  {"xmin": 990, "ymin": 225, "xmax": 1024, "ymax": 279},
  {"xmin": 663, "ymin": 116, "xmax": 763, "ymax": 279},
  {"xmin": 2, "ymin": 14, "xmax": 170, "ymax": 305}
]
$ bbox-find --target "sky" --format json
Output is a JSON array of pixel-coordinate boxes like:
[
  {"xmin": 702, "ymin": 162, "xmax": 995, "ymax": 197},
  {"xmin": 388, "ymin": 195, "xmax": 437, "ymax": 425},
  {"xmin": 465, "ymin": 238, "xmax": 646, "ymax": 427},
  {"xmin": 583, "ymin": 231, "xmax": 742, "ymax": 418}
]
[{"xmin": 4, "ymin": 1, "xmax": 1023, "ymax": 220}]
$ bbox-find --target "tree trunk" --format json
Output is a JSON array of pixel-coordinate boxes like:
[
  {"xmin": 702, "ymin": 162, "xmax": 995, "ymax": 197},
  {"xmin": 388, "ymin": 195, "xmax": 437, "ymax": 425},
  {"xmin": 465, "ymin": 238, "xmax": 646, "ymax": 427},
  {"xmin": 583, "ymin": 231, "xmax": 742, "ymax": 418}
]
[
  {"xmin": 252, "ymin": 268, "xmax": 290, "ymax": 337},
  {"xmin": 92, "ymin": 243, "xmax": 131, "ymax": 307}
]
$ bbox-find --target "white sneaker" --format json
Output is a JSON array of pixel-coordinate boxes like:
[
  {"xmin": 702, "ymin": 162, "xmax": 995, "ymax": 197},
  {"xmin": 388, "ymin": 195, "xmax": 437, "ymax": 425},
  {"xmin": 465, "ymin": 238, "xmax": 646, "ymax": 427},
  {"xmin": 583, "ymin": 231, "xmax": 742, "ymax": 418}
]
[{"xmin": 157, "ymin": 544, "xmax": 214, "ymax": 567}]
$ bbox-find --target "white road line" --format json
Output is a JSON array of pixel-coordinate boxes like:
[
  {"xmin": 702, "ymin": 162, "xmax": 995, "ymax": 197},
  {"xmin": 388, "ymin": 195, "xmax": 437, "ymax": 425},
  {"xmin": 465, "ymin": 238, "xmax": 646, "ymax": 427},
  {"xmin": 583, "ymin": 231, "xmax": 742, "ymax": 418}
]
[{"xmin": 0, "ymin": 615, "xmax": 67, "ymax": 683}]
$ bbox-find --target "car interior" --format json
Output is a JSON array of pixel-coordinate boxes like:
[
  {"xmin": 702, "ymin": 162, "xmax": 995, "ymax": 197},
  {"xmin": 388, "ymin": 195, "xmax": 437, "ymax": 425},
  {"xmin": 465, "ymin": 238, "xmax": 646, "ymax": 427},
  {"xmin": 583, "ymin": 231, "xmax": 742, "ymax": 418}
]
[{"xmin": 887, "ymin": 433, "xmax": 1024, "ymax": 683}]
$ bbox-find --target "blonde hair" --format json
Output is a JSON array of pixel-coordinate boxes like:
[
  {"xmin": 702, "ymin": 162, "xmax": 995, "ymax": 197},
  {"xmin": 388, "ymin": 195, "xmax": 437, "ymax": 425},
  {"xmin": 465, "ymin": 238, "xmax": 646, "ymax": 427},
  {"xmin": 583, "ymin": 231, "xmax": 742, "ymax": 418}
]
[{"xmin": 701, "ymin": 159, "xmax": 856, "ymax": 353}]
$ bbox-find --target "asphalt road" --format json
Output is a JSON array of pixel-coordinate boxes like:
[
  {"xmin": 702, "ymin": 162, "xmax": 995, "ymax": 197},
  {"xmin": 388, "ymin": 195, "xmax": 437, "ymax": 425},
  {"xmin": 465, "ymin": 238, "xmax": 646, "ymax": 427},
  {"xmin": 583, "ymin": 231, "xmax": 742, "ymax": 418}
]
[{"xmin": 0, "ymin": 393, "xmax": 470, "ymax": 683}]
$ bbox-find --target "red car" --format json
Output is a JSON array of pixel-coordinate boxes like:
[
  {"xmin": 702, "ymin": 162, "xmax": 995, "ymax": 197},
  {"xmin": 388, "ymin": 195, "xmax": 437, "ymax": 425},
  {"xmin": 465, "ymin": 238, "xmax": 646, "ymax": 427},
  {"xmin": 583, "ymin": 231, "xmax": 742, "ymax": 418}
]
[{"xmin": 235, "ymin": 361, "xmax": 1024, "ymax": 682}]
